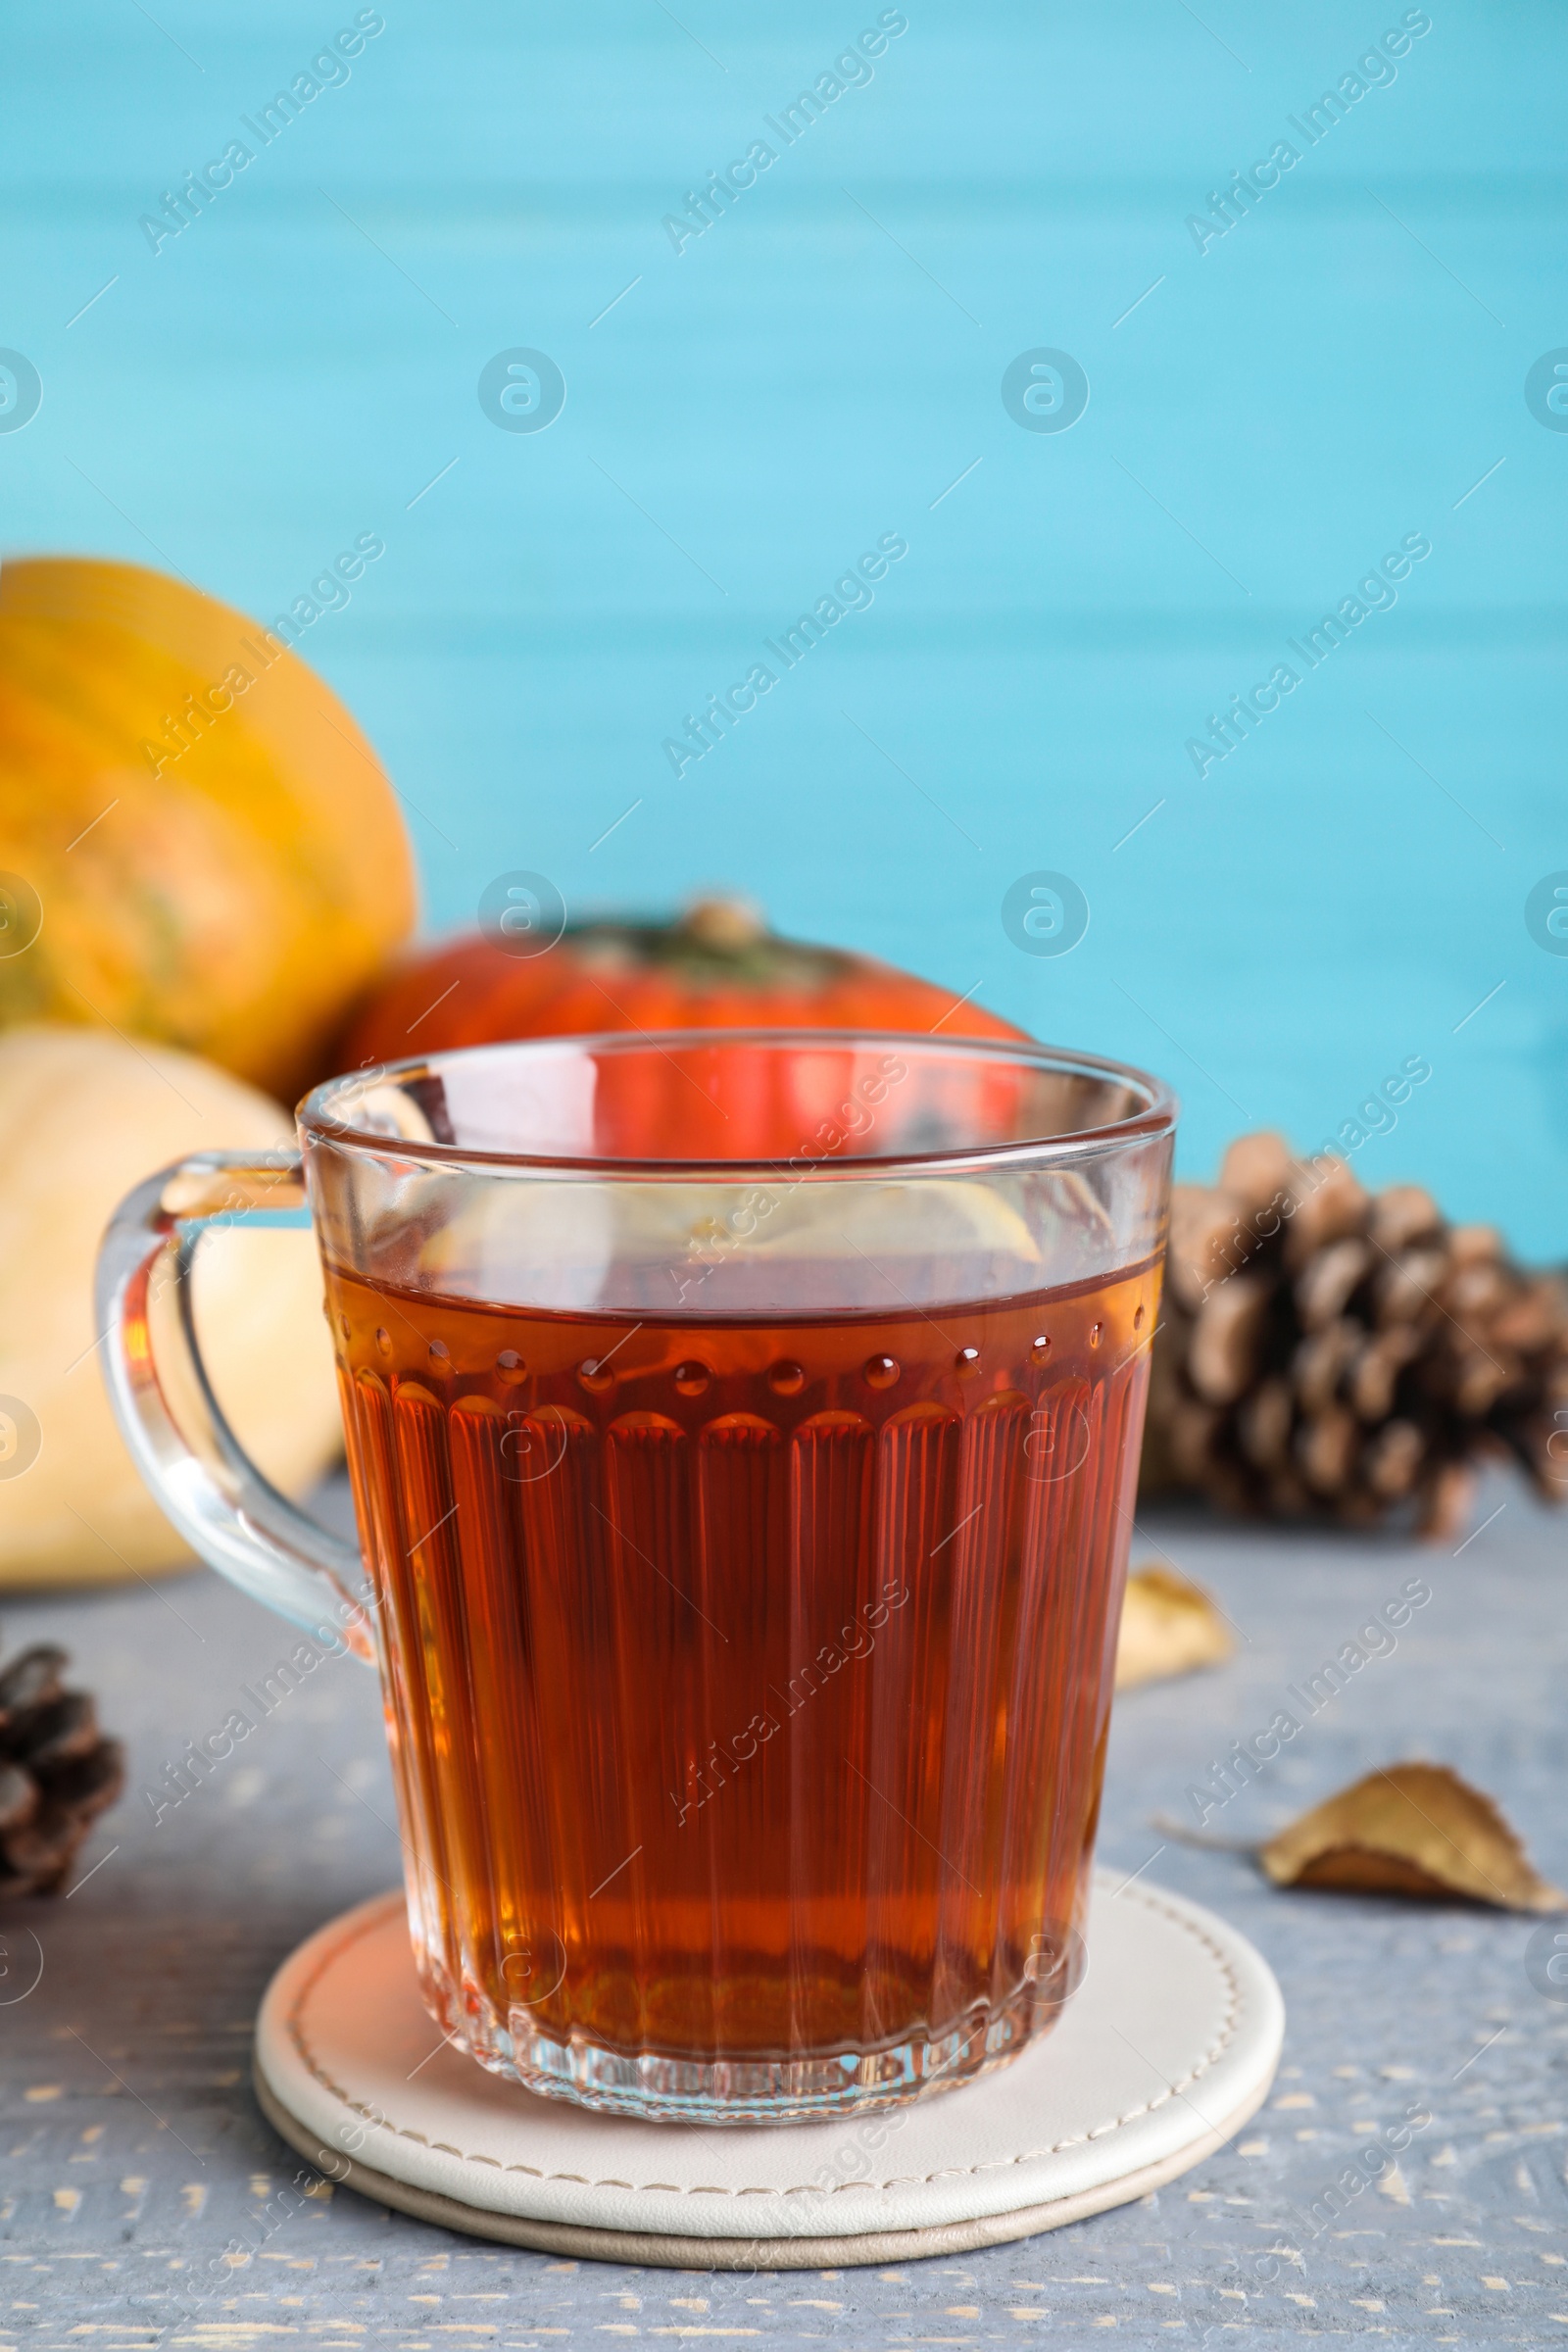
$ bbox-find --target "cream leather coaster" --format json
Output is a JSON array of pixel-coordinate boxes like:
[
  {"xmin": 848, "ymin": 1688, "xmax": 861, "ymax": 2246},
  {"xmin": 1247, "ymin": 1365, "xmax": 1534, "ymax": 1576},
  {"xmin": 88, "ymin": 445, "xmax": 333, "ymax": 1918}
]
[{"xmin": 253, "ymin": 1872, "xmax": 1283, "ymax": 2268}]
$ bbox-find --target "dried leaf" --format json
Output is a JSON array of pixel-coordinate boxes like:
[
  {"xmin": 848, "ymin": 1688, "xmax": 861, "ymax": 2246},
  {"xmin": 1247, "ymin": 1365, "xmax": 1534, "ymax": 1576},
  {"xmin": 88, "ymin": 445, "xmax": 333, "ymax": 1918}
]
[
  {"xmin": 1260, "ymin": 1762, "xmax": 1567, "ymax": 1913},
  {"xmin": 1114, "ymin": 1565, "xmax": 1236, "ymax": 1691}
]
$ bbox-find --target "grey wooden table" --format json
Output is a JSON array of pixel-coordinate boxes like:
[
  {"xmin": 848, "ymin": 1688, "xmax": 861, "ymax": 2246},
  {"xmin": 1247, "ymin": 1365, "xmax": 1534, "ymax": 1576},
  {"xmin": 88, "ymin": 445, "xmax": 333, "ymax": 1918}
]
[{"xmin": 2, "ymin": 1471, "xmax": 1564, "ymax": 2349}]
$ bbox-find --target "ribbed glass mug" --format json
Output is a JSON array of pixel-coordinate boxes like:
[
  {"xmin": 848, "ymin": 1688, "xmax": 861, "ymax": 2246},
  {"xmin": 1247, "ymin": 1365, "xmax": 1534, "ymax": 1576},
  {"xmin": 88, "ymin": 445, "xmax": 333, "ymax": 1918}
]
[{"xmin": 101, "ymin": 1030, "xmax": 1174, "ymax": 2125}]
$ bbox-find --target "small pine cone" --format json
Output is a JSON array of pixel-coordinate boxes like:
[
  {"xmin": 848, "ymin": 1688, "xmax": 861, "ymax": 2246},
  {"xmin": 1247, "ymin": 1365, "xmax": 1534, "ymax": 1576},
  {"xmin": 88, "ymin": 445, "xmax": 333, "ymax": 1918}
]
[
  {"xmin": 1141, "ymin": 1132, "xmax": 1568, "ymax": 1538},
  {"xmin": 0, "ymin": 1643, "xmax": 123, "ymax": 1898}
]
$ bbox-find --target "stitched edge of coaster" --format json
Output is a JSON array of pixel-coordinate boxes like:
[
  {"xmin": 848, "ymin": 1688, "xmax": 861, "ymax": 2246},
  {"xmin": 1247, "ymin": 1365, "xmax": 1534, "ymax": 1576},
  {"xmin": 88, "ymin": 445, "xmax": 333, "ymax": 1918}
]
[
  {"xmin": 275, "ymin": 1880, "xmax": 1247, "ymax": 2204},
  {"xmin": 253, "ymin": 2057, "xmax": 1278, "ymax": 2270}
]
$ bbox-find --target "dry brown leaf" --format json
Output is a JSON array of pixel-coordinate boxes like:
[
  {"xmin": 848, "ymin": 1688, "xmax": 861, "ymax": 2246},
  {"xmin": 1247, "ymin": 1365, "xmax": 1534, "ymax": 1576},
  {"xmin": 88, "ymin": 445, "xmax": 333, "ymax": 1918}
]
[
  {"xmin": 1114, "ymin": 1564, "xmax": 1236, "ymax": 1691},
  {"xmin": 1260, "ymin": 1762, "xmax": 1567, "ymax": 1913}
]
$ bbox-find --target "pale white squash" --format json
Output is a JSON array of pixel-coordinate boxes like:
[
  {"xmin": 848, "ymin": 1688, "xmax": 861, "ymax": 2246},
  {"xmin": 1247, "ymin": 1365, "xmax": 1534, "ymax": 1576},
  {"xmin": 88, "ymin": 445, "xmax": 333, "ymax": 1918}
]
[{"xmin": 0, "ymin": 1024, "xmax": 342, "ymax": 1584}]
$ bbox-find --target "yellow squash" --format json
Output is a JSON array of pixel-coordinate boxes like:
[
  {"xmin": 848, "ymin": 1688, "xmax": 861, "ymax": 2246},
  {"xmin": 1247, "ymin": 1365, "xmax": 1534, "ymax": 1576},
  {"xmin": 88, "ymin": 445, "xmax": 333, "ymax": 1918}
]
[
  {"xmin": 0, "ymin": 1024, "xmax": 343, "ymax": 1586},
  {"xmin": 0, "ymin": 556, "xmax": 416, "ymax": 1102}
]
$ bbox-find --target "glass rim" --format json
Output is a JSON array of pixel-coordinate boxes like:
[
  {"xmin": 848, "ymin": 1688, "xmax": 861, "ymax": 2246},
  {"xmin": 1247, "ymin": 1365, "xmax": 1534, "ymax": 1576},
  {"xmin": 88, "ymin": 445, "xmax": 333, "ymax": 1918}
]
[{"xmin": 299, "ymin": 1027, "xmax": 1179, "ymax": 1180}]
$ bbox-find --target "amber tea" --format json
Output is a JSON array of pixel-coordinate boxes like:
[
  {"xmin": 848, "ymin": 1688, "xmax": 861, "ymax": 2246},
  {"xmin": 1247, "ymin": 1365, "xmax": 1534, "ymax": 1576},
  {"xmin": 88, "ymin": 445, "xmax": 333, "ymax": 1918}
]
[{"xmin": 330, "ymin": 1252, "xmax": 1156, "ymax": 2118}]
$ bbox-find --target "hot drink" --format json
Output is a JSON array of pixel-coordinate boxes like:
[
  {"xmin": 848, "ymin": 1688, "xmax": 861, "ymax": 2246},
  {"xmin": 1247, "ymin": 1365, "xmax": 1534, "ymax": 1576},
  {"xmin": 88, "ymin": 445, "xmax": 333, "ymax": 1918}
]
[
  {"xmin": 105, "ymin": 1027, "xmax": 1174, "ymax": 2123},
  {"xmin": 329, "ymin": 1253, "xmax": 1156, "ymax": 2119}
]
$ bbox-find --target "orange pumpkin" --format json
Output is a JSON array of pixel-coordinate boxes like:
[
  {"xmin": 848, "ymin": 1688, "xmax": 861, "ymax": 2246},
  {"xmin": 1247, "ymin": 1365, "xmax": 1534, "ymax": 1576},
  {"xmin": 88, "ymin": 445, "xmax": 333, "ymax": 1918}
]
[
  {"xmin": 340, "ymin": 898, "xmax": 1030, "ymax": 1160},
  {"xmin": 345, "ymin": 897, "xmax": 1024, "ymax": 1060},
  {"xmin": 0, "ymin": 556, "xmax": 416, "ymax": 1102}
]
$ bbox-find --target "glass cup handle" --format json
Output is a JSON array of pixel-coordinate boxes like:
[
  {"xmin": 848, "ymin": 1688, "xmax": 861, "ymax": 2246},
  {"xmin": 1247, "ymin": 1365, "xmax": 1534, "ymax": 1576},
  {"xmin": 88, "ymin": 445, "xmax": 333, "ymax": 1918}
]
[{"xmin": 97, "ymin": 1147, "xmax": 375, "ymax": 1664}]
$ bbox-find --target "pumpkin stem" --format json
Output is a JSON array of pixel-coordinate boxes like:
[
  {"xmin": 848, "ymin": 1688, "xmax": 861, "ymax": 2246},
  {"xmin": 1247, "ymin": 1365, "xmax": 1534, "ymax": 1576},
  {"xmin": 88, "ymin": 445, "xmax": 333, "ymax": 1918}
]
[{"xmin": 678, "ymin": 894, "xmax": 768, "ymax": 954}]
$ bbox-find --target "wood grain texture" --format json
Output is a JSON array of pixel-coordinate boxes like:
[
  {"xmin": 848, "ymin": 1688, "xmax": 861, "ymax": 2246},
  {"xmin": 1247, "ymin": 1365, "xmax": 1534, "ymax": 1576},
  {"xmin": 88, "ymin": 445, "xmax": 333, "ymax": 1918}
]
[
  {"xmin": 0, "ymin": 3, "xmax": 1563, "ymax": 1245},
  {"xmin": 1, "ymin": 1466, "xmax": 1565, "ymax": 2337}
]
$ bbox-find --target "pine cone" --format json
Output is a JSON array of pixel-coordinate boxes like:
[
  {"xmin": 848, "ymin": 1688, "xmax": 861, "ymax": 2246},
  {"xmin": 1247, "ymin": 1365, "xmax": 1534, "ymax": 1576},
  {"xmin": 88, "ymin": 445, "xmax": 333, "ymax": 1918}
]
[
  {"xmin": 1142, "ymin": 1133, "xmax": 1568, "ymax": 1539},
  {"xmin": 0, "ymin": 1643, "xmax": 123, "ymax": 1896}
]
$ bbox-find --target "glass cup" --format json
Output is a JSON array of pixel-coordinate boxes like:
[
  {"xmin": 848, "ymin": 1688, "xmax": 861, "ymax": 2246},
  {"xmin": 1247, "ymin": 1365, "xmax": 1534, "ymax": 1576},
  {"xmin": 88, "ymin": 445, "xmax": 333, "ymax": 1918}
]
[{"xmin": 101, "ymin": 1030, "xmax": 1175, "ymax": 2126}]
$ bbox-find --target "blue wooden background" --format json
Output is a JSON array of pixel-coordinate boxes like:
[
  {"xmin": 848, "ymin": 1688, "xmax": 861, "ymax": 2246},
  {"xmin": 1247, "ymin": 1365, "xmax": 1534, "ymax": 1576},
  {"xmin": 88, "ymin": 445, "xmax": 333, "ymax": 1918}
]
[{"xmin": 5, "ymin": 2, "xmax": 1565, "ymax": 1247}]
